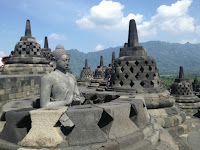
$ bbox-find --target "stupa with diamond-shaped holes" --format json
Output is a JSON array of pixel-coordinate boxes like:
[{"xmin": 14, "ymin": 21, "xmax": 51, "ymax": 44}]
[
  {"xmin": 41, "ymin": 36, "xmax": 54, "ymax": 62},
  {"xmin": 1, "ymin": 20, "xmax": 53, "ymax": 75},
  {"xmin": 112, "ymin": 19, "xmax": 165, "ymax": 93},
  {"xmin": 171, "ymin": 66, "xmax": 200, "ymax": 114}
]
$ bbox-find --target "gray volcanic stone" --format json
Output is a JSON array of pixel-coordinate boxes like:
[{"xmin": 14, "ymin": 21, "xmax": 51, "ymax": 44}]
[
  {"xmin": 90, "ymin": 140, "xmax": 120, "ymax": 150},
  {"xmin": 1, "ymin": 98, "xmax": 36, "ymax": 120},
  {"xmin": 0, "ymin": 108, "xmax": 32, "ymax": 144},
  {"xmin": 0, "ymin": 20, "xmax": 53, "ymax": 75},
  {"xmin": 40, "ymin": 44, "xmax": 82, "ymax": 108},
  {"xmin": 79, "ymin": 59, "xmax": 93, "ymax": 82},
  {"xmin": 105, "ymin": 52, "xmax": 115, "ymax": 80},
  {"xmin": 5, "ymin": 20, "xmax": 48, "ymax": 65},
  {"xmin": 20, "ymin": 107, "xmax": 67, "ymax": 147},
  {"xmin": 171, "ymin": 66, "xmax": 200, "ymax": 114},
  {"xmin": 97, "ymin": 102, "xmax": 139, "ymax": 139},
  {"xmin": 41, "ymin": 36, "xmax": 54, "ymax": 62},
  {"xmin": 67, "ymin": 105, "xmax": 107, "ymax": 146},
  {"xmin": 114, "ymin": 97, "xmax": 150, "ymax": 129},
  {"xmin": 94, "ymin": 56, "xmax": 107, "ymax": 79},
  {"xmin": 192, "ymin": 76, "xmax": 200, "ymax": 93},
  {"xmin": 111, "ymin": 19, "xmax": 165, "ymax": 93}
]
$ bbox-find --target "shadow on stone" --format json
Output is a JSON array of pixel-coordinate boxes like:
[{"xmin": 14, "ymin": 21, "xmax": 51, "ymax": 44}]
[
  {"xmin": 16, "ymin": 114, "xmax": 31, "ymax": 133},
  {"xmin": 98, "ymin": 110, "xmax": 113, "ymax": 129},
  {"xmin": 129, "ymin": 106, "xmax": 138, "ymax": 123},
  {"xmin": 54, "ymin": 120, "xmax": 75, "ymax": 136},
  {"xmin": 193, "ymin": 110, "xmax": 200, "ymax": 118},
  {"xmin": 33, "ymin": 98, "xmax": 40, "ymax": 108}
]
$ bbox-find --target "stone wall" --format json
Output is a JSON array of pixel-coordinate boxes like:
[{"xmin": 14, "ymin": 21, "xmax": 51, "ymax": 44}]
[{"xmin": 0, "ymin": 74, "xmax": 42, "ymax": 105}]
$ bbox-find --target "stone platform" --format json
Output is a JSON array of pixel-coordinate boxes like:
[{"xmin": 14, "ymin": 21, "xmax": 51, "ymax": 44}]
[{"xmin": 0, "ymin": 94, "xmax": 179, "ymax": 150}]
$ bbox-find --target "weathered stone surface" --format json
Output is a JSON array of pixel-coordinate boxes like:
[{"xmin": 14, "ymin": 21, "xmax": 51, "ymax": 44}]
[
  {"xmin": 21, "ymin": 107, "xmax": 67, "ymax": 147},
  {"xmin": 0, "ymin": 20, "xmax": 53, "ymax": 75},
  {"xmin": 67, "ymin": 105, "xmax": 107, "ymax": 146},
  {"xmin": 79, "ymin": 59, "xmax": 93, "ymax": 82},
  {"xmin": 0, "ymin": 75, "xmax": 41, "ymax": 102},
  {"xmin": 0, "ymin": 108, "xmax": 32, "ymax": 144},
  {"xmin": 114, "ymin": 97, "xmax": 150, "ymax": 129},
  {"xmin": 159, "ymin": 127, "xmax": 179, "ymax": 150},
  {"xmin": 111, "ymin": 19, "xmax": 166, "ymax": 93},
  {"xmin": 41, "ymin": 36, "xmax": 54, "ymax": 62},
  {"xmin": 97, "ymin": 102, "xmax": 139, "ymax": 139},
  {"xmin": 171, "ymin": 66, "xmax": 200, "ymax": 114},
  {"xmin": 94, "ymin": 56, "xmax": 107, "ymax": 79},
  {"xmin": 0, "ymin": 121, "xmax": 5, "ymax": 132},
  {"xmin": 40, "ymin": 45, "xmax": 82, "ymax": 108},
  {"xmin": 1, "ymin": 98, "xmax": 35, "ymax": 120},
  {"xmin": 90, "ymin": 140, "xmax": 120, "ymax": 150}
]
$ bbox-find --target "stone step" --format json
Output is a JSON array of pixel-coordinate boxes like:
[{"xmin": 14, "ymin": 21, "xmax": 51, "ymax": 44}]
[
  {"xmin": 167, "ymin": 119, "xmax": 192, "ymax": 136},
  {"xmin": 155, "ymin": 112, "xmax": 186, "ymax": 128}
]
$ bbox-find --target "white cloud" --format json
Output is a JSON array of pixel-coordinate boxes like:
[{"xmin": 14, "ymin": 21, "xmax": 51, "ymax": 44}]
[
  {"xmin": 76, "ymin": 0, "xmax": 198, "ymax": 38},
  {"xmin": 48, "ymin": 33, "xmax": 67, "ymax": 40},
  {"xmin": 95, "ymin": 44, "xmax": 104, "ymax": 51},
  {"xmin": 152, "ymin": 0, "xmax": 194, "ymax": 33},
  {"xmin": 179, "ymin": 38, "xmax": 198, "ymax": 44},
  {"xmin": 196, "ymin": 26, "xmax": 200, "ymax": 36},
  {"xmin": 137, "ymin": 0, "xmax": 195, "ymax": 37},
  {"xmin": 37, "ymin": 40, "xmax": 43, "ymax": 45},
  {"xmin": 0, "ymin": 51, "xmax": 6, "ymax": 57},
  {"xmin": 76, "ymin": 0, "xmax": 143, "ymax": 31}
]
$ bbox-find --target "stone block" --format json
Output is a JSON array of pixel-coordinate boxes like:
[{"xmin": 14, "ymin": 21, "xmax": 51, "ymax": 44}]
[
  {"xmin": 1, "ymin": 99, "xmax": 35, "ymax": 120},
  {"xmin": 67, "ymin": 105, "xmax": 107, "ymax": 146},
  {"xmin": 21, "ymin": 107, "xmax": 67, "ymax": 147},
  {"xmin": 0, "ymin": 108, "xmax": 32, "ymax": 144},
  {"xmin": 114, "ymin": 98, "xmax": 150, "ymax": 129},
  {"xmin": 0, "ymin": 90, "xmax": 5, "ymax": 95},
  {"xmin": 116, "ymin": 131, "xmax": 144, "ymax": 150},
  {"xmin": 97, "ymin": 102, "xmax": 139, "ymax": 139},
  {"xmin": 90, "ymin": 140, "xmax": 120, "ymax": 150}
]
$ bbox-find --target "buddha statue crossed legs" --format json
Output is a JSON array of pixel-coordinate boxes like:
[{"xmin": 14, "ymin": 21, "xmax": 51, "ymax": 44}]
[
  {"xmin": 40, "ymin": 44, "xmax": 83, "ymax": 126},
  {"xmin": 40, "ymin": 44, "xmax": 82, "ymax": 108}
]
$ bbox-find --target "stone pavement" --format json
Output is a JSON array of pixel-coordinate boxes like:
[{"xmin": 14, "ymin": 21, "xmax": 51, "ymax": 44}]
[{"xmin": 181, "ymin": 114, "xmax": 200, "ymax": 150}]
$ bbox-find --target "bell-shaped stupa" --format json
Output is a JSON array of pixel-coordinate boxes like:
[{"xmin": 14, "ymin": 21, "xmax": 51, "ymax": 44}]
[
  {"xmin": 41, "ymin": 36, "xmax": 54, "ymax": 62},
  {"xmin": 171, "ymin": 66, "xmax": 200, "ymax": 114},
  {"xmin": 112, "ymin": 19, "xmax": 165, "ymax": 93},
  {"xmin": 79, "ymin": 59, "xmax": 93, "ymax": 84},
  {"xmin": 1, "ymin": 20, "xmax": 53, "ymax": 75}
]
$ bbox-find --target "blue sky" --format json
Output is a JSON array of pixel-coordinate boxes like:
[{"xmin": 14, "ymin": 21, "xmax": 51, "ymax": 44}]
[{"xmin": 0, "ymin": 0, "xmax": 200, "ymax": 56}]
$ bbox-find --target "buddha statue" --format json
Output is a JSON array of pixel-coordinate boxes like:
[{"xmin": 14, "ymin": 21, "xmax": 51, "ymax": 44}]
[{"xmin": 40, "ymin": 44, "xmax": 83, "ymax": 108}]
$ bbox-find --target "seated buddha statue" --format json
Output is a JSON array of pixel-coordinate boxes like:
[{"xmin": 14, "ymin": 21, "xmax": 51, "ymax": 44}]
[{"xmin": 40, "ymin": 44, "xmax": 83, "ymax": 108}]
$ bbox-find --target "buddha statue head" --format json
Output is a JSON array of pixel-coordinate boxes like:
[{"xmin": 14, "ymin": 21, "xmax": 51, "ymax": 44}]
[{"xmin": 52, "ymin": 44, "xmax": 70, "ymax": 73}]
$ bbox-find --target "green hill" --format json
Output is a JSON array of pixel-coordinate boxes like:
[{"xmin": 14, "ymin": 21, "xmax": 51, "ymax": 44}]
[{"xmin": 68, "ymin": 41, "xmax": 200, "ymax": 77}]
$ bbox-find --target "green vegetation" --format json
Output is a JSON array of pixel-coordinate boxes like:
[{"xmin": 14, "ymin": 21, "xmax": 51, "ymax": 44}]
[{"xmin": 161, "ymin": 73, "xmax": 200, "ymax": 89}]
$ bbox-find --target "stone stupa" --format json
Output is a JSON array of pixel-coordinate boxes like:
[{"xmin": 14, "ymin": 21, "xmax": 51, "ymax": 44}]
[
  {"xmin": 105, "ymin": 52, "xmax": 115, "ymax": 80},
  {"xmin": 171, "ymin": 66, "xmax": 200, "ymax": 114},
  {"xmin": 0, "ymin": 20, "xmax": 53, "ymax": 75},
  {"xmin": 78, "ymin": 59, "xmax": 93, "ymax": 86},
  {"xmin": 94, "ymin": 56, "xmax": 107, "ymax": 79},
  {"xmin": 192, "ymin": 76, "xmax": 200, "ymax": 97},
  {"xmin": 88, "ymin": 56, "xmax": 107, "ymax": 88},
  {"xmin": 110, "ymin": 19, "xmax": 191, "ymax": 136},
  {"xmin": 41, "ymin": 36, "xmax": 54, "ymax": 62},
  {"xmin": 112, "ymin": 20, "xmax": 165, "ymax": 93}
]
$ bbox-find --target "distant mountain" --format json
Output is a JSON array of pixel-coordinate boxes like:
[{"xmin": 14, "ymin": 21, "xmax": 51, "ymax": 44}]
[{"xmin": 68, "ymin": 41, "xmax": 200, "ymax": 77}]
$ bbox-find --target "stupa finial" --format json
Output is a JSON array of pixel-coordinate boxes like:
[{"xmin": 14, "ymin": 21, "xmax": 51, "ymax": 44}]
[
  {"xmin": 179, "ymin": 66, "xmax": 184, "ymax": 79},
  {"xmin": 44, "ymin": 36, "xmax": 49, "ymax": 48},
  {"xmin": 112, "ymin": 52, "xmax": 116, "ymax": 64},
  {"xmin": 25, "ymin": 19, "xmax": 32, "ymax": 37},
  {"xmin": 100, "ymin": 56, "xmax": 104, "ymax": 67},
  {"xmin": 128, "ymin": 19, "xmax": 139, "ymax": 47},
  {"xmin": 85, "ymin": 59, "xmax": 88, "ymax": 68}
]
